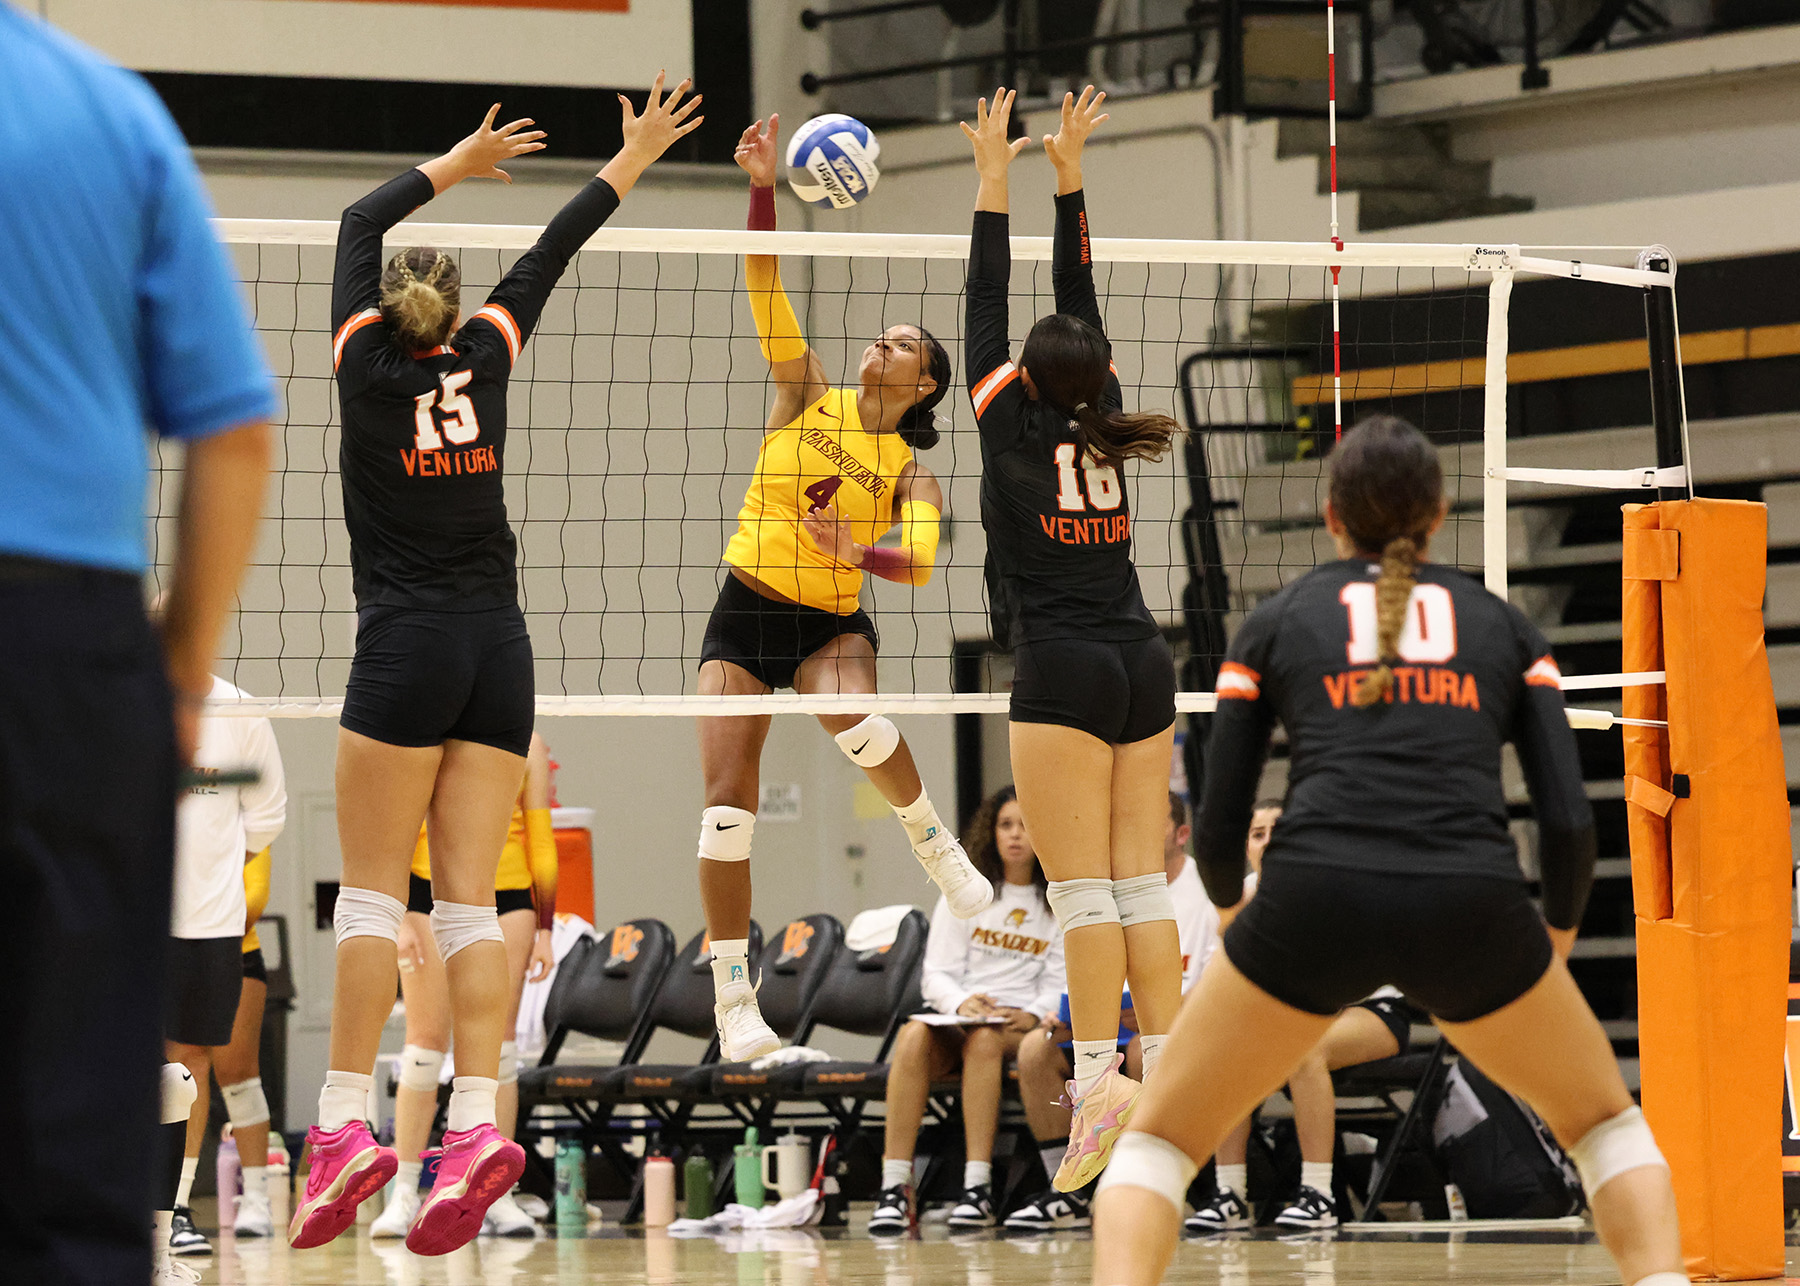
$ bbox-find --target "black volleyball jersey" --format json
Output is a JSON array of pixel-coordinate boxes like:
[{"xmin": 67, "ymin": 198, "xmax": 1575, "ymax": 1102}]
[
  {"xmin": 1195, "ymin": 559, "xmax": 1597, "ymax": 929},
  {"xmin": 332, "ymin": 168, "xmax": 621, "ymax": 611},
  {"xmin": 965, "ymin": 191, "xmax": 1158, "ymax": 651}
]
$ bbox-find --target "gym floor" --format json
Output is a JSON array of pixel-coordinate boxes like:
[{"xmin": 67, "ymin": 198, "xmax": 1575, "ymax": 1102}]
[{"xmin": 176, "ymin": 1199, "xmax": 1782, "ymax": 1284}]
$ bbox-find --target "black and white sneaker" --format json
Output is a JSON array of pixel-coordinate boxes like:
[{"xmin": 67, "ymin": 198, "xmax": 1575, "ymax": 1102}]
[
  {"xmin": 1273, "ymin": 1184, "xmax": 1338, "ymax": 1231},
  {"xmin": 169, "ymin": 1206, "xmax": 211, "ymax": 1256},
  {"xmin": 947, "ymin": 1184, "xmax": 996, "ymax": 1228},
  {"xmin": 1003, "ymin": 1187, "xmax": 1091, "ymax": 1231},
  {"xmin": 1183, "ymin": 1188, "xmax": 1251, "ymax": 1233},
  {"xmin": 867, "ymin": 1185, "xmax": 914, "ymax": 1234}
]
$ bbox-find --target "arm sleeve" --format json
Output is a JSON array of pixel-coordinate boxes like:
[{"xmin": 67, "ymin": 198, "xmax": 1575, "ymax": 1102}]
[
  {"xmin": 134, "ymin": 90, "xmax": 279, "ymax": 441},
  {"xmin": 1032, "ymin": 922, "xmax": 1067, "ymax": 1020},
  {"xmin": 1194, "ymin": 607, "xmax": 1281, "ymax": 908},
  {"xmin": 1510, "ymin": 621, "xmax": 1597, "ymax": 931},
  {"xmin": 919, "ymin": 897, "xmax": 975, "ymax": 1016},
  {"xmin": 470, "ymin": 178, "xmax": 621, "ymax": 368},
  {"xmin": 965, "ymin": 210, "xmax": 1014, "ymax": 389},
  {"xmin": 858, "ymin": 500, "xmax": 940, "ymax": 586},
  {"xmin": 332, "ymin": 168, "xmax": 435, "ymax": 332},
  {"xmin": 1051, "ymin": 189, "xmax": 1104, "ymax": 334},
  {"xmin": 745, "ymin": 184, "xmax": 808, "ymax": 363},
  {"xmin": 524, "ymin": 807, "xmax": 559, "ymax": 932},
  {"xmin": 237, "ymin": 718, "xmax": 288, "ymax": 854}
]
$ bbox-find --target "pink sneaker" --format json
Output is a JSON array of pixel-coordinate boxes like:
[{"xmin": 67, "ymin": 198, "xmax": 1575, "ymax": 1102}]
[
  {"xmin": 404, "ymin": 1124, "xmax": 526, "ymax": 1256},
  {"xmin": 1053, "ymin": 1053, "xmax": 1141, "ymax": 1192},
  {"xmin": 287, "ymin": 1121, "xmax": 397, "ymax": 1249}
]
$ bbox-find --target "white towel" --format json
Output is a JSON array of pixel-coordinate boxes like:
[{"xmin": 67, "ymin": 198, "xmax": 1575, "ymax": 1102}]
[
  {"xmin": 845, "ymin": 904, "xmax": 914, "ymax": 952},
  {"xmin": 749, "ymin": 1045, "xmax": 832, "ymax": 1070}
]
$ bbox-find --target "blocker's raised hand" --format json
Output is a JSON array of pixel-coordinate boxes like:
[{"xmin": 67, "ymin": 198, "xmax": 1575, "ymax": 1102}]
[
  {"xmin": 1043, "ymin": 85, "xmax": 1109, "ymax": 175},
  {"xmin": 960, "ymin": 87, "xmax": 1033, "ymax": 177},
  {"xmin": 619, "ymin": 70, "xmax": 705, "ymax": 162},
  {"xmin": 734, "ymin": 114, "xmax": 781, "ymax": 187},
  {"xmin": 447, "ymin": 104, "xmax": 548, "ymax": 185}
]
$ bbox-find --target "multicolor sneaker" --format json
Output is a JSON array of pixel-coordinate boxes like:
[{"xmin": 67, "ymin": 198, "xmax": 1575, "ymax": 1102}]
[
  {"xmin": 287, "ymin": 1121, "xmax": 397, "ymax": 1249},
  {"xmin": 1053, "ymin": 1054, "xmax": 1140, "ymax": 1192},
  {"xmin": 404, "ymin": 1123, "xmax": 526, "ymax": 1256}
]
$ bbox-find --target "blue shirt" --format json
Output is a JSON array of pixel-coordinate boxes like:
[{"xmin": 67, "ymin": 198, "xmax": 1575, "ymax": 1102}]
[{"xmin": 0, "ymin": 8, "xmax": 278, "ymax": 573}]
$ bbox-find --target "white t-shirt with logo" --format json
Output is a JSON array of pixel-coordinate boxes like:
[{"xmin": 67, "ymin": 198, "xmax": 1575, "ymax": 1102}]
[
  {"xmin": 172, "ymin": 676, "xmax": 287, "ymax": 940},
  {"xmin": 920, "ymin": 882, "xmax": 1065, "ymax": 1020},
  {"xmin": 1167, "ymin": 857, "xmax": 1221, "ymax": 993}
]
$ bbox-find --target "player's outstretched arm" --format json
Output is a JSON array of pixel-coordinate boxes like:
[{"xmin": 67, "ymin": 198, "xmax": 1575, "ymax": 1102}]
[
  {"xmin": 962, "ymin": 86, "xmax": 1032, "ymax": 216},
  {"xmin": 598, "ymin": 70, "xmax": 704, "ymax": 200},
  {"xmin": 963, "ymin": 89, "xmax": 1030, "ymax": 396},
  {"xmin": 736, "ymin": 114, "xmax": 827, "ymax": 426},
  {"xmin": 1045, "ymin": 86, "xmax": 1110, "ymax": 337}
]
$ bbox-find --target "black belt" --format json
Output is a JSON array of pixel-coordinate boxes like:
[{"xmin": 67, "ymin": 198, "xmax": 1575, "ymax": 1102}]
[{"xmin": 0, "ymin": 552, "xmax": 138, "ymax": 586}]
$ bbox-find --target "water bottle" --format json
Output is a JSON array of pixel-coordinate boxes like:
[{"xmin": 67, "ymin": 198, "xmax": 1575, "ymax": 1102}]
[
  {"xmin": 555, "ymin": 1139, "xmax": 587, "ymax": 1230},
  {"xmin": 683, "ymin": 1151, "xmax": 714, "ymax": 1219},
  {"xmin": 732, "ymin": 1126, "xmax": 763, "ymax": 1209},
  {"xmin": 643, "ymin": 1154, "xmax": 675, "ymax": 1227},
  {"xmin": 215, "ymin": 1132, "xmax": 241, "ymax": 1214}
]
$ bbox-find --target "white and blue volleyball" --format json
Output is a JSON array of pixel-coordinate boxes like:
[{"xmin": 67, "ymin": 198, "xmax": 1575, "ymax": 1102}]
[{"xmin": 785, "ymin": 114, "xmax": 880, "ymax": 211}]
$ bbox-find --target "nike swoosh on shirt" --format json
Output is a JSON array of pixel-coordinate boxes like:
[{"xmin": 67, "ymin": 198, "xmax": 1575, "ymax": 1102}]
[{"xmin": 715, "ymin": 823, "xmax": 740, "ymax": 831}]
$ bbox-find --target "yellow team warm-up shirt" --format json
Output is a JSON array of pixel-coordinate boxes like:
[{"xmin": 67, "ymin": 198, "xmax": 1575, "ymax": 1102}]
[
  {"xmin": 411, "ymin": 804, "xmax": 531, "ymax": 891},
  {"xmin": 242, "ymin": 847, "xmax": 271, "ymax": 954},
  {"xmin": 723, "ymin": 387, "xmax": 915, "ymax": 616}
]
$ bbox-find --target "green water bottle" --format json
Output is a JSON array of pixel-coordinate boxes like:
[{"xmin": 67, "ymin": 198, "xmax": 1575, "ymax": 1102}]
[
  {"xmin": 555, "ymin": 1139, "xmax": 587, "ymax": 1230},
  {"xmin": 684, "ymin": 1151, "xmax": 714, "ymax": 1219},
  {"xmin": 732, "ymin": 1126, "xmax": 763, "ymax": 1209}
]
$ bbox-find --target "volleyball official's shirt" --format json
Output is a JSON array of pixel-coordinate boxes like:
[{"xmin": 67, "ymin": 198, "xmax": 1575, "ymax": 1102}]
[
  {"xmin": 920, "ymin": 884, "xmax": 1065, "ymax": 1019},
  {"xmin": 411, "ymin": 802, "xmax": 533, "ymax": 891},
  {"xmin": 723, "ymin": 387, "xmax": 914, "ymax": 615},
  {"xmin": 175, "ymin": 676, "xmax": 287, "ymax": 940},
  {"xmin": 965, "ymin": 190, "xmax": 1158, "ymax": 651},
  {"xmin": 331, "ymin": 168, "xmax": 622, "ymax": 611},
  {"xmin": 1196, "ymin": 560, "xmax": 1592, "ymax": 895}
]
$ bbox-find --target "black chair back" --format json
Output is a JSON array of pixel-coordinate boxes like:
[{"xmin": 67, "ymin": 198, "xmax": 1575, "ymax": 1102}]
[
  {"xmin": 651, "ymin": 921, "xmax": 765, "ymax": 1041},
  {"xmin": 549, "ymin": 918, "xmax": 676, "ymax": 1060},
  {"xmin": 755, "ymin": 914, "xmax": 844, "ymax": 1039},
  {"xmin": 803, "ymin": 908, "xmax": 930, "ymax": 1045}
]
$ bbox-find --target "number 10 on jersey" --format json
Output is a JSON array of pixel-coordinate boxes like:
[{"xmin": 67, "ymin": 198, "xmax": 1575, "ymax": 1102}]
[{"xmin": 1340, "ymin": 581, "xmax": 1458, "ymax": 664}]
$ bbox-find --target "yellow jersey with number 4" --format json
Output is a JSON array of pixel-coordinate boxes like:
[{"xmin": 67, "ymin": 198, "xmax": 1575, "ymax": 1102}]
[{"xmin": 723, "ymin": 387, "xmax": 914, "ymax": 616}]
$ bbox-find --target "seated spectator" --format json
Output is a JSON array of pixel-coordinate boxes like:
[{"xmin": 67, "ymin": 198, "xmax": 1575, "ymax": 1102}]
[
  {"xmin": 869, "ymin": 785, "xmax": 1063, "ymax": 1233},
  {"xmin": 1007, "ymin": 790, "xmax": 1211, "ymax": 1230},
  {"xmin": 1187, "ymin": 801, "xmax": 1422, "ymax": 1233}
]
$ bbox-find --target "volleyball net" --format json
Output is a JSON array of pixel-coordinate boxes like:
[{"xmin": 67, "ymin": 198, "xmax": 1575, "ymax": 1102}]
[{"xmin": 161, "ymin": 221, "xmax": 1684, "ymax": 720}]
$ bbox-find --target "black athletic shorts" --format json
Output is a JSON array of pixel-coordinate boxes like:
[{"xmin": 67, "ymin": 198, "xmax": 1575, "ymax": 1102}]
[
  {"xmin": 242, "ymin": 948, "xmax": 267, "ymax": 984},
  {"xmin": 166, "ymin": 936, "xmax": 246, "ymax": 1046},
  {"xmin": 1009, "ymin": 634, "xmax": 1176, "ymax": 745},
  {"xmin": 1223, "ymin": 861, "xmax": 1554, "ymax": 1024},
  {"xmin": 700, "ymin": 573, "xmax": 878, "ymax": 691},
  {"xmin": 1353, "ymin": 994, "xmax": 1420, "ymax": 1052},
  {"xmin": 342, "ymin": 603, "xmax": 533, "ymax": 757},
  {"xmin": 407, "ymin": 874, "xmax": 534, "ymax": 918}
]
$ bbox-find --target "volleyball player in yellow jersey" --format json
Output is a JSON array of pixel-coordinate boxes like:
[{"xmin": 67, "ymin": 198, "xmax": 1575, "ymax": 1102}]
[
  {"xmin": 698, "ymin": 117, "xmax": 992, "ymax": 1061},
  {"xmin": 371, "ymin": 733, "xmax": 556, "ymax": 1238}
]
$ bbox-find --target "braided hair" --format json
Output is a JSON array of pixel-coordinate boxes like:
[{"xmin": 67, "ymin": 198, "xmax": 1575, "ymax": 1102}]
[{"xmin": 379, "ymin": 247, "xmax": 461, "ymax": 350}]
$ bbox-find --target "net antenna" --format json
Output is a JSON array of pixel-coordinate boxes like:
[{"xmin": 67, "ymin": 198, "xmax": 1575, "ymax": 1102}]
[{"xmin": 1327, "ymin": 0, "xmax": 1345, "ymax": 441}]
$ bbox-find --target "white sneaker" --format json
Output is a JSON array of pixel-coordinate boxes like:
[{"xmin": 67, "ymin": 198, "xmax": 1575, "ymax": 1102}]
[
  {"xmin": 370, "ymin": 1179, "xmax": 421, "ymax": 1239},
  {"xmin": 234, "ymin": 1185, "xmax": 274, "ymax": 1238},
  {"xmin": 916, "ymin": 832, "xmax": 993, "ymax": 919},
  {"xmin": 151, "ymin": 1245, "xmax": 201, "ymax": 1285},
  {"xmin": 482, "ymin": 1188, "xmax": 538, "ymax": 1237},
  {"xmin": 715, "ymin": 979, "xmax": 781, "ymax": 1062}
]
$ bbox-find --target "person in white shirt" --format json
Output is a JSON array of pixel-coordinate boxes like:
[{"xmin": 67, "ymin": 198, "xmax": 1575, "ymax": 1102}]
[
  {"xmin": 1186, "ymin": 802, "xmax": 1419, "ymax": 1234},
  {"xmin": 162, "ymin": 675, "xmax": 286, "ymax": 1256},
  {"xmin": 1007, "ymin": 790, "xmax": 1203, "ymax": 1230},
  {"xmin": 868, "ymin": 785, "xmax": 1064, "ymax": 1234}
]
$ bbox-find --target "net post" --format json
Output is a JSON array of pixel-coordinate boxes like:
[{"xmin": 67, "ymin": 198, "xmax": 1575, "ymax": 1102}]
[
  {"xmin": 1482, "ymin": 269, "xmax": 1514, "ymax": 599},
  {"xmin": 1637, "ymin": 249, "xmax": 1687, "ymax": 502}
]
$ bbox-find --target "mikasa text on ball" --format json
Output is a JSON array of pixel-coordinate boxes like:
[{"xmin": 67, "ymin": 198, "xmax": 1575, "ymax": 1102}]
[{"xmin": 785, "ymin": 114, "xmax": 880, "ymax": 210}]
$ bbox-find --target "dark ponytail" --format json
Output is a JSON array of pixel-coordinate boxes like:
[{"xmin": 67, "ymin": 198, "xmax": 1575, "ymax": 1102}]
[
  {"xmin": 896, "ymin": 325, "xmax": 952, "ymax": 450},
  {"xmin": 1327, "ymin": 415, "xmax": 1445, "ymax": 708},
  {"xmin": 1020, "ymin": 314, "xmax": 1179, "ymax": 468}
]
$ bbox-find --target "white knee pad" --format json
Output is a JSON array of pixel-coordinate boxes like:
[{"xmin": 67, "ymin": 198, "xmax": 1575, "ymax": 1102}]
[
  {"xmin": 1094, "ymin": 1131, "xmax": 1199, "ymax": 1210},
  {"xmin": 698, "ymin": 806, "xmax": 756, "ymax": 862},
  {"xmin": 398, "ymin": 1044, "xmax": 447, "ymax": 1093},
  {"xmin": 833, "ymin": 714, "xmax": 900, "ymax": 768},
  {"xmin": 161, "ymin": 1062, "xmax": 198, "ymax": 1126},
  {"xmin": 430, "ymin": 900, "xmax": 503, "ymax": 963},
  {"xmin": 1112, "ymin": 872, "xmax": 1177, "ymax": 927},
  {"xmin": 498, "ymin": 1040, "xmax": 519, "ymax": 1087},
  {"xmin": 221, "ymin": 1077, "xmax": 271, "ymax": 1129},
  {"xmin": 1570, "ymin": 1105, "xmax": 1668, "ymax": 1198},
  {"xmin": 333, "ymin": 886, "xmax": 406, "ymax": 947},
  {"xmin": 1046, "ymin": 877, "xmax": 1121, "ymax": 932}
]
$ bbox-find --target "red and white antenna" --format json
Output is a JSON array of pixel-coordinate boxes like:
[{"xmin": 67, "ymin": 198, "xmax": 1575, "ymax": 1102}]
[{"xmin": 1327, "ymin": 0, "xmax": 1345, "ymax": 441}]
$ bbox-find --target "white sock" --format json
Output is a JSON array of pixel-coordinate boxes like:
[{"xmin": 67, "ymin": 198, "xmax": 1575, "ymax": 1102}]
[
  {"xmin": 446, "ymin": 1075, "xmax": 499, "ymax": 1133},
  {"xmin": 1039, "ymin": 1141, "xmax": 1067, "ymax": 1179},
  {"xmin": 710, "ymin": 938, "xmax": 751, "ymax": 997},
  {"xmin": 175, "ymin": 1156, "xmax": 198, "ymax": 1209},
  {"xmin": 242, "ymin": 1165, "xmax": 267, "ymax": 1199},
  {"xmin": 1072, "ymin": 1039, "xmax": 1117, "ymax": 1097},
  {"xmin": 1302, "ymin": 1161, "xmax": 1333, "ymax": 1195},
  {"xmin": 881, "ymin": 1158, "xmax": 913, "ymax": 1191},
  {"xmin": 963, "ymin": 1160, "xmax": 992, "ymax": 1190},
  {"xmin": 154, "ymin": 1208, "xmax": 173, "ymax": 1252},
  {"xmin": 1139, "ymin": 1033, "xmax": 1168, "ymax": 1081},
  {"xmin": 1216, "ymin": 1162, "xmax": 1247, "ymax": 1198},
  {"xmin": 396, "ymin": 1159, "xmax": 423, "ymax": 1192},
  {"xmin": 317, "ymin": 1070, "xmax": 372, "ymax": 1131},
  {"xmin": 894, "ymin": 788, "xmax": 946, "ymax": 851}
]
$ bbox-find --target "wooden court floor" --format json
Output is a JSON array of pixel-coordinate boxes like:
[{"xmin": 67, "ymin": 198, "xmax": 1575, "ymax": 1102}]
[{"xmin": 180, "ymin": 1198, "xmax": 1798, "ymax": 1286}]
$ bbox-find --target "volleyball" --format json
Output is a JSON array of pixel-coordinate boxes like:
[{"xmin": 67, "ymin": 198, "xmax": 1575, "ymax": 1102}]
[{"xmin": 785, "ymin": 113, "xmax": 880, "ymax": 210}]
